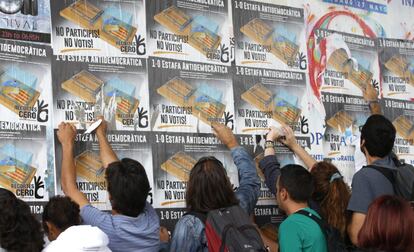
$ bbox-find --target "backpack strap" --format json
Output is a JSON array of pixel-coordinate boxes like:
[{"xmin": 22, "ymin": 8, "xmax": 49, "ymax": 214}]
[
  {"xmin": 364, "ymin": 165, "xmax": 396, "ymax": 184},
  {"xmin": 295, "ymin": 210, "xmax": 328, "ymax": 238},
  {"xmin": 296, "ymin": 210, "xmax": 326, "ymax": 229}
]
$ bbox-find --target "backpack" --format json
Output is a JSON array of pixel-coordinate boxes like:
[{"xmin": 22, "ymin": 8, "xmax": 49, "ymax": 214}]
[
  {"xmin": 365, "ymin": 156, "xmax": 414, "ymax": 201},
  {"xmin": 186, "ymin": 205, "xmax": 267, "ymax": 252},
  {"xmin": 296, "ymin": 210, "xmax": 349, "ymax": 252}
]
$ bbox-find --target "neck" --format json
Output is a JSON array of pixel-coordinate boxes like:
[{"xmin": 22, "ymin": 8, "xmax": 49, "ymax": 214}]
[
  {"xmin": 366, "ymin": 154, "xmax": 382, "ymax": 165},
  {"xmin": 284, "ymin": 201, "xmax": 308, "ymax": 215}
]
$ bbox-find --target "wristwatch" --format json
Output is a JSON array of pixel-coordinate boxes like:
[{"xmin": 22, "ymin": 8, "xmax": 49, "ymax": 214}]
[
  {"xmin": 0, "ymin": 0, "xmax": 38, "ymax": 16},
  {"xmin": 264, "ymin": 140, "xmax": 274, "ymax": 149}
]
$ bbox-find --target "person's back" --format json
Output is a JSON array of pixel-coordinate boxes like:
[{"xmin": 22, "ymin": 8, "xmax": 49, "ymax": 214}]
[
  {"xmin": 169, "ymin": 123, "xmax": 261, "ymax": 252},
  {"xmin": 42, "ymin": 196, "xmax": 111, "ymax": 252},
  {"xmin": 79, "ymin": 160, "xmax": 159, "ymax": 252},
  {"xmin": 347, "ymin": 115, "xmax": 397, "ymax": 245},
  {"xmin": 279, "ymin": 208, "xmax": 326, "ymax": 252},
  {"xmin": 276, "ymin": 165, "xmax": 327, "ymax": 252},
  {"xmin": 81, "ymin": 202, "xmax": 158, "ymax": 251},
  {"xmin": 57, "ymin": 119, "xmax": 159, "ymax": 252}
]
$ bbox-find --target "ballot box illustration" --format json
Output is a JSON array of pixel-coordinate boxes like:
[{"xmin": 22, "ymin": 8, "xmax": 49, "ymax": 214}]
[
  {"xmin": 326, "ymin": 110, "xmax": 354, "ymax": 133},
  {"xmin": 160, "ymin": 152, "xmax": 197, "ymax": 181},
  {"xmin": 157, "ymin": 77, "xmax": 226, "ymax": 124},
  {"xmin": 154, "ymin": 5, "xmax": 221, "ymax": 55},
  {"xmin": 241, "ymin": 83, "xmax": 301, "ymax": 126},
  {"xmin": 0, "ymin": 67, "xmax": 40, "ymax": 114},
  {"xmin": 0, "ymin": 145, "xmax": 36, "ymax": 192},
  {"xmin": 75, "ymin": 151, "xmax": 105, "ymax": 183},
  {"xmin": 61, "ymin": 70, "xmax": 104, "ymax": 103},
  {"xmin": 385, "ymin": 55, "xmax": 414, "ymax": 87},
  {"xmin": 60, "ymin": 0, "xmax": 137, "ymax": 49}
]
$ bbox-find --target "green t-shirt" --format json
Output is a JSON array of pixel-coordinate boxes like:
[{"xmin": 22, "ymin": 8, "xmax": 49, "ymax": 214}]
[{"xmin": 279, "ymin": 207, "xmax": 327, "ymax": 252}]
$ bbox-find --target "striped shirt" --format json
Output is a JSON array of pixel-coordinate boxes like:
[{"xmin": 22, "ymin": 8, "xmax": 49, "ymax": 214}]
[{"xmin": 80, "ymin": 202, "xmax": 159, "ymax": 252}]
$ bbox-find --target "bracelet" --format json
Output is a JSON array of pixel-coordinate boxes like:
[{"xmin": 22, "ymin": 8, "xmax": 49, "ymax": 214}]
[{"xmin": 264, "ymin": 140, "xmax": 274, "ymax": 149}]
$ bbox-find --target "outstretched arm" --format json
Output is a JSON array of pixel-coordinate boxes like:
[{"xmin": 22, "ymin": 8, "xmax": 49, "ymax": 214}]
[
  {"xmin": 363, "ymin": 81, "xmax": 381, "ymax": 115},
  {"xmin": 58, "ymin": 122, "xmax": 89, "ymax": 208},
  {"xmin": 278, "ymin": 126, "xmax": 317, "ymax": 170},
  {"xmin": 95, "ymin": 117, "xmax": 119, "ymax": 168},
  {"xmin": 212, "ymin": 123, "xmax": 261, "ymax": 215}
]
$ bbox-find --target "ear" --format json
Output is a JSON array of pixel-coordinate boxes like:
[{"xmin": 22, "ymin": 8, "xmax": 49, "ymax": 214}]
[
  {"xmin": 279, "ymin": 188, "xmax": 288, "ymax": 201},
  {"xmin": 45, "ymin": 221, "xmax": 61, "ymax": 241}
]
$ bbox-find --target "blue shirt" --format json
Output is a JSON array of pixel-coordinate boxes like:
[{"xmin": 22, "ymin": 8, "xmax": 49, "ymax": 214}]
[
  {"xmin": 81, "ymin": 202, "xmax": 159, "ymax": 252},
  {"xmin": 169, "ymin": 146, "xmax": 261, "ymax": 252}
]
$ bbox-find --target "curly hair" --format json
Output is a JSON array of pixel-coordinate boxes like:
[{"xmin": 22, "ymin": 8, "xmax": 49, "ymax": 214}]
[
  {"xmin": 0, "ymin": 188, "xmax": 44, "ymax": 252},
  {"xmin": 311, "ymin": 162, "xmax": 351, "ymax": 239},
  {"xmin": 42, "ymin": 196, "xmax": 81, "ymax": 236}
]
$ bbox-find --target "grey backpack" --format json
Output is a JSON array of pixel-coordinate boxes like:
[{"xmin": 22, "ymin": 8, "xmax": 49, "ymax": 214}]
[{"xmin": 366, "ymin": 155, "xmax": 414, "ymax": 201}]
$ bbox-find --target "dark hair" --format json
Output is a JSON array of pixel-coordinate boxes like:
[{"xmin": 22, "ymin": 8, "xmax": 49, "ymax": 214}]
[
  {"xmin": 358, "ymin": 195, "xmax": 414, "ymax": 252},
  {"xmin": 186, "ymin": 156, "xmax": 239, "ymax": 212},
  {"xmin": 0, "ymin": 188, "xmax": 44, "ymax": 252},
  {"xmin": 42, "ymin": 196, "xmax": 81, "ymax": 235},
  {"xmin": 361, "ymin": 115, "xmax": 396, "ymax": 158},
  {"xmin": 311, "ymin": 162, "xmax": 350, "ymax": 239},
  {"xmin": 106, "ymin": 158, "xmax": 150, "ymax": 217},
  {"xmin": 279, "ymin": 164, "xmax": 313, "ymax": 203}
]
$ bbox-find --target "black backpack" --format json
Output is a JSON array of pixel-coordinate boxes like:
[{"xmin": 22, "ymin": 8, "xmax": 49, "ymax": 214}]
[
  {"xmin": 186, "ymin": 205, "xmax": 267, "ymax": 252},
  {"xmin": 296, "ymin": 210, "xmax": 349, "ymax": 252},
  {"xmin": 365, "ymin": 156, "xmax": 414, "ymax": 201}
]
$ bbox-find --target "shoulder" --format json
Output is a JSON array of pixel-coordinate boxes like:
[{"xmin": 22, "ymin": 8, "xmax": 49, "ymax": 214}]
[{"xmin": 176, "ymin": 214, "xmax": 203, "ymax": 228}]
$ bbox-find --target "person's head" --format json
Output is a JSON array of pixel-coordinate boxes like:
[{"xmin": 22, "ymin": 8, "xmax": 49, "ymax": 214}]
[
  {"xmin": 358, "ymin": 195, "xmax": 414, "ymax": 252},
  {"xmin": 42, "ymin": 196, "xmax": 81, "ymax": 241},
  {"xmin": 105, "ymin": 158, "xmax": 150, "ymax": 217},
  {"xmin": 0, "ymin": 188, "xmax": 44, "ymax": 252},
  {"xmin": 360, "ymin": 115, "xmax": 396, "ymax": 158},
  {"xmin": 186, "ymin": 156, "xmax": 239, "ymax": 212},
  {"xmin": 276, "ymin": 165, "xmax": 313, "ymax": 213},
  {"xmin": 311, "ymin": 162, "xmax": 350, "ymax": 238}
]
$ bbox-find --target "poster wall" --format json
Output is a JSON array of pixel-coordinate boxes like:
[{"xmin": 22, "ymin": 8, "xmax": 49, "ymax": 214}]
[
  {"xmin": 0, "ymin": 38, "xmax": 53, "ymax": 213},
  {"xmin": 1, "ymin": 0, "xmax": 414, "ymax": 229},
  {"xmin": 0, "ymin": 0, "xmax": 51, "ymax": 43}
]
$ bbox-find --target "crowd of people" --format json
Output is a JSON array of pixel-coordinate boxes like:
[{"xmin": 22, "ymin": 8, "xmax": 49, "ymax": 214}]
[{"xmin": 0, "ymin": 83, "xmax": 413, "ymax": 252}]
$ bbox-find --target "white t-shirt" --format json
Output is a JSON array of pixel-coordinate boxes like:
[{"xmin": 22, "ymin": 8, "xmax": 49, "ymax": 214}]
[{"xmin": 43, "ymin": 225, "xmax": 111, "ymax": 252}]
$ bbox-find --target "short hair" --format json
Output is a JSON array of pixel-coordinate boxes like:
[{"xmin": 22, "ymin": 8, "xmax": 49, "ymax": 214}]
[
  {"xmin": 186, "ymin": 156, "xmax": 239, "ymax": 212},
  {"xmin": 42, "ymin": 196, "xmax": 81, "ymax": 234},
  {"xmin": 0, "ymin": 188, "xmax": 44, "ymax": 252},
  {"xmin": 358, "ymin": 195, "xmax": 414, "ymax": 251},
  {"xmin": 361, "ymin": 115, "xmax": 396, "ymax": 158},
  {"xmin": 106, "ymin": 158, "xmax": 150, "ymax": 217},
  {"xmin": 279, "ymin": 164, "xmax": 313, "ymax": 203}
]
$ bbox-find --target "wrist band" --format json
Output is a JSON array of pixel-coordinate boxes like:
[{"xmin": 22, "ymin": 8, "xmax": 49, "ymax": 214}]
[{"xmin": 265, "ymin": 140, "xmax": 274, "ymax": 149}]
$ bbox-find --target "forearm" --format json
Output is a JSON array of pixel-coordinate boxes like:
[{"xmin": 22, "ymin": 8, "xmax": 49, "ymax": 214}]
[
  {"xmin": 232, "ymin": 146, "xmax": 261, "ymax": 214},
  {"xmin": 232, "ymin": 146, "xmax": 260, "ymax": 188},
  {"xmin": 259, "ymin": 155, "xmax": 281, "ymax": 195},
  {"xmin": 290, "ymin": 143, "xmax": 317, "ymax": 170},
  {"xmin": 97, "ymin": 133, "xmax": 119, "ymax": 168},
  {"xmin": 61, "ymin": 143, "xmax": 77, "ymax": 192}
]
